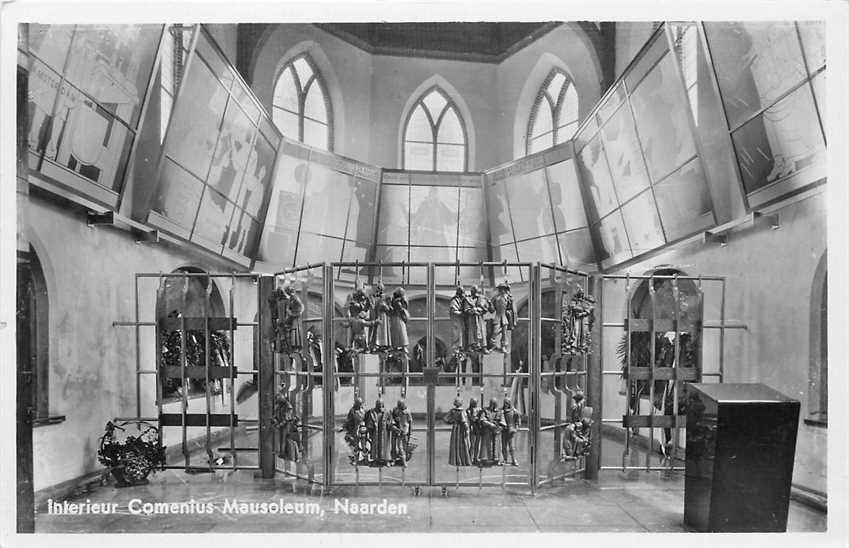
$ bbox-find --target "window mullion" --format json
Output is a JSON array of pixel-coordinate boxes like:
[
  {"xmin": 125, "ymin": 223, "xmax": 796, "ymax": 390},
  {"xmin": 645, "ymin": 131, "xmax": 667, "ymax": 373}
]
[{"xmin": 299, "ymin": 89, "xmax": 306, "ymax": 142}]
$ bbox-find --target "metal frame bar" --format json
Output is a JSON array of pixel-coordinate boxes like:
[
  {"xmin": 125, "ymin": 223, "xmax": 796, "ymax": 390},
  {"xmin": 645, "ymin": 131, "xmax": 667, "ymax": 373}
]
[
  {"xmin": 719, "ymin": 278, "xmax": 726, "ymax": 383},
  {"xmin": 203, "ymin": 274, "xmax": 213, "ymax": 468},
  {"xmin": 647, "ymin": 275, "xmax": 656, "ymax": 470},
  {"xmin": 257, "ymin": 275, "xmax": 275, "ymax": 478},
  {"xmin": 623, "ymin": 273, "xmax": 632, "ymax": 468},
  {"xmin": 671, "ymin": 274, "xmax": 682, "ymax": 461},
  {"xmin": 229, "ymin": 275, "xmax": 237, "ymax": 469},
  {"xmin": 323, "ymin": 263, "xmax": 335, "ymax": 489},
  {"xmin": 180, "ymin": 274, "xmax": 189, "ymax": 468},
  {"xmin": 426, "ymin": 263, "xmax": 436, "ymax": 486},
  {"xmin": 154, "ymin": 276, "xmax": 165, "ymax": 458},
  {"xmin": 528, "ymin": 264, "xmax": 542, "ymax": 493}
]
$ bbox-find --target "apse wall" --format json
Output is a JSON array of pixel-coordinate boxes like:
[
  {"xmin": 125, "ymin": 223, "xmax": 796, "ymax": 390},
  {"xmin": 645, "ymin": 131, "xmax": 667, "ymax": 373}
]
[{"xmin": 250, "ymin": 23, "xmax": 605, "ymax": 169}]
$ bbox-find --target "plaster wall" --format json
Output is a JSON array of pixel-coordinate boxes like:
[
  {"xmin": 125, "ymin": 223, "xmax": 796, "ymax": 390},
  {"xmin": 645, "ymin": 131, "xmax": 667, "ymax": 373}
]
[
  {"xmin": 27, "ymin": 197, "xmax": 258, "ymax": 492},
  {"xmin": 597, "ymin": 190, "xmax": 827, "ymax": 495}
]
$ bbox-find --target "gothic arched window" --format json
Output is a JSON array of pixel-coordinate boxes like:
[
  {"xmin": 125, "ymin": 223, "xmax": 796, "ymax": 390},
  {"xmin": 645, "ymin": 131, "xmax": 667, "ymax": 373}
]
[
  {"xmin": 527, "ymin": 68, "xmax": 579, "ymax": 154},
  {"xmin": 402, "ymin": 87, "xmax": 468, "ymax": 172},
  {"xmin": 272, "ymin": 54, "xmax": 333, "ymax": 151}
]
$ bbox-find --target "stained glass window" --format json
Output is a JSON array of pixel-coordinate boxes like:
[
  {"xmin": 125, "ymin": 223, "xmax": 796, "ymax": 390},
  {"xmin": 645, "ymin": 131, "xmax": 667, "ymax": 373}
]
[
  {"xmin": 152, "ymin": 30, "xmax": 280, "ymax": 263},
  {"xmin": 705, "ymin": 22, "xmax": 808, "ymax": 130},
  {"xmin": 703, "ymin": 21, "xmax": 827, "ymax": 205},
  {"xmin": 403, "ymin": 87, "xmax": 468, "ymax": 172},
  {"xmin": 23, "ymin": 24, "xmax": 164, "ymax": 206},
  {"xmin": 527, "ymin": 68, "xmax": 579, "ymax": 154},
  {"xmin": 272, "ymin": 54, "xmax": 332, "ymax": 151}
]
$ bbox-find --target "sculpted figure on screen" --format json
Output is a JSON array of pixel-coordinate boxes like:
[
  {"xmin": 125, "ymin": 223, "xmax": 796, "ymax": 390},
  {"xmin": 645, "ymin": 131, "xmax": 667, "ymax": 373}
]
[
  {"xmin": 342, "ymin": 396, "xmax": 369, "ymax": 465},
  {"xmin": 489, "ymin": 281, "xmax": 515, "ymax": 353},
  {"xmin": 444, "ymin": 397, "xmax": 472, "ymax": 466},
  {"xmin": 465, "ymin": 285, "xmax": 491, "ymax": 353},
  {"xmin": 369, "ymin": 282, "xmax": 391, "ymax": 351},
  {"xmin": 449, "ymin": 285, "xmax": 469, "ymax": 355},
  {"xmin": 467, "ymin": 397, "xmax": 481, "ymax": 465},
  {"xmin": 501, "ymin": 397, "xmax": 520, "ymax": 466},
  {"xmin": 389, "ymin": 287, "xmax": 410, "ymax": 355},
  {"xmin": 477, "ymin": 397, "xmax": 506, "ymax": 466},
  {"xmin": 365, "ymin": 399, "xmax": 392, "ymax": 467},
  {"xmin": 282, "ymin": 285, "xmax": 304, "ymax": 352},
  {"xmin": 390, "ymin": 400, "xmax": 414, "ymax": 466}
]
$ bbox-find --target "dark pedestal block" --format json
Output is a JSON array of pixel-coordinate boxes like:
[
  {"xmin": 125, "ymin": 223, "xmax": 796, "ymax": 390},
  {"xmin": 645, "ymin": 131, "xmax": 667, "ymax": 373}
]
[{"xmin": 684, "ymin": 383, "xmax": 800, "ymax": 532}]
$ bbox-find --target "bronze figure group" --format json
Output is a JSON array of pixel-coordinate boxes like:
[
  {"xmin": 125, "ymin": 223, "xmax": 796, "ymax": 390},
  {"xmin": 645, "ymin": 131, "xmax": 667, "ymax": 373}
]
[
  {"xmin": 343, "ymin": 398, "xmax": 416, "ymax": 467},
  {"xmin": 269, "ymin": 285, "xmax": 305, "ymax": 354},
  {"xmin": 450, "ymin": 281, "xmax": 515, "ymax": 356},
  {"xmin": 343, "ymin": 283, "xmax": 410, "ymax": 356},
  {"xmin": 444, "ymin": 396, "xmax": 521, "ymax": 467},
  {"xmin": 561, "ymin": 390, "xmax": 592, "ymax": 460}
]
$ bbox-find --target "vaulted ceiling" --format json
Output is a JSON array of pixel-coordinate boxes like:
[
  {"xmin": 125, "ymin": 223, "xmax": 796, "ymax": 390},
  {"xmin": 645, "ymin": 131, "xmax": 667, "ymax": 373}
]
[
  {"xmin": 315, "ymin": 22, "xmax": 559, "ymax": 63},
  {"xmin": 236, "ymin": 22, "xmax": 615, "ymax": 87}
]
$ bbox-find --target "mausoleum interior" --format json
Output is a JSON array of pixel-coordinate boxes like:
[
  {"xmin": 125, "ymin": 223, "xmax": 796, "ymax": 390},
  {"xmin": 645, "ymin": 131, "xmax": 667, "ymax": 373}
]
[{"xmin": 12, "ymin": 20, "xmax": 833, "ymax": 535}]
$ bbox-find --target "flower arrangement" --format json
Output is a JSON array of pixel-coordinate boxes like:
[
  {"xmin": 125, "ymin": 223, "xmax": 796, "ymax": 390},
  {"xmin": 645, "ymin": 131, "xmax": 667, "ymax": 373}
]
[{"xmin": 97, "ymin": 420, "xmax": 166, "ymax": 487}]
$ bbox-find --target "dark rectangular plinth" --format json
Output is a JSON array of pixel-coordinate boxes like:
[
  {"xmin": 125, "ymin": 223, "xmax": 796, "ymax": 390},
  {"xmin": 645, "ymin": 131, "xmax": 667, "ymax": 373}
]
[{"xmin": 684, "ymin": 383, "xmax": 800, "ymax": 532}]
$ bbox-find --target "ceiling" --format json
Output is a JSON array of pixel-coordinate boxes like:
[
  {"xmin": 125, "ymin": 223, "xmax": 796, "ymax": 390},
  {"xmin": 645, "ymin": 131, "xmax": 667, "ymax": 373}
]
[{"xmin": 315, "ymin": 22, "xmax": 561, "ymax": 63}]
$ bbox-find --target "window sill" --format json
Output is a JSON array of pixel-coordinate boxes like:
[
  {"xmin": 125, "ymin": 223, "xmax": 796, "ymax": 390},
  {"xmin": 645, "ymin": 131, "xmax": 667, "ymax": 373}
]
[
  {"xmin": 804, "ymin": 417, "xmax": 828, "ymax": 428},
  {"xmin": 33, "ymin": 415, "xmax": 66, "ymax": 428}
]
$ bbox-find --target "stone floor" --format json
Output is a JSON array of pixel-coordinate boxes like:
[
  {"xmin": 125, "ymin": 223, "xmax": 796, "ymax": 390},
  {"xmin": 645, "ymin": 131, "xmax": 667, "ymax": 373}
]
[{"xmin": 34, "ymin": 431, "xmax": 827, "ymax": 533}]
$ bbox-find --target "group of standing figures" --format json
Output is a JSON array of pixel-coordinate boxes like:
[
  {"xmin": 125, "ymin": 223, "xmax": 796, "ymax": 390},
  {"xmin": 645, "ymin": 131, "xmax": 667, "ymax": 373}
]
[
  {"xmin": 269, "ymin": 285, "xmax": 305, "ymax": 354},
  {"xmin": 342, "ymin": 282, "xmax": 410, "ymax": 355},
  {"xmin": 342, "ymin": 398, "xmax": 416, "ymax": 467},
  {"xmin": 444, "ymin": 397, "xmax": 521, "ymax": 467},
  {"xmin": 450, "ymin": 281, "xmax": 515, "ymax": 355}
]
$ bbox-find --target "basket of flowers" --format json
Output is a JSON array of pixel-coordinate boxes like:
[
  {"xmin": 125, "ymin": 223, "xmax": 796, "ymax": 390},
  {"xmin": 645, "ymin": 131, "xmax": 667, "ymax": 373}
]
[{"xmin": 97, "ymin": 420, "xmax": 166, "ymax": 487}]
